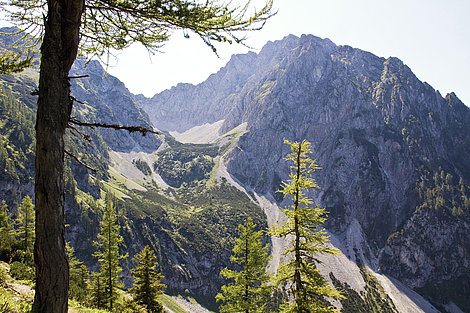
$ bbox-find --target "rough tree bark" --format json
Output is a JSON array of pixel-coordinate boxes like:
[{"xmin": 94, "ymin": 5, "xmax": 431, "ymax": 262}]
[{"xmin": 33, "ymin": 0, "xmax": 84, "ymax": 312}]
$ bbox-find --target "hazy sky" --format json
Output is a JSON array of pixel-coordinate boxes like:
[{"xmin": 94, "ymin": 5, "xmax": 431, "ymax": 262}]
[
  {"xmin": 105, "ymin": 0, "xmax": 470, "ymax": 106},
  {"xmin": 1, "ymin": 1, "xmax": 468, "ymax": 105}
]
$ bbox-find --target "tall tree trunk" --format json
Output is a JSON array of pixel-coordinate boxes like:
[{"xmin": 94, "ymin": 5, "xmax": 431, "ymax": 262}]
[{"xmin": 33, "ymin": 0, "xmax": 83, "ymax": 312}]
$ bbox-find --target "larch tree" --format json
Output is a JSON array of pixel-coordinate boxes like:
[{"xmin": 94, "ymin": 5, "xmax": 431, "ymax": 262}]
[
  {"xmin": 216, "ymin": 217, "xmax": 272, "ymax": 313},
  {"xmin": 15, "ymin": 195, "xmax": 35, "ymax": 264},
  {"xmin": 0, "ymin": 0, "xmax": 274, "ymax": 311},
  {"xmin": 271, "ymin": 139, "xmax": 343, "ymax": 313},
  {"xmin": 66, "ymin": 242, "xmax": 89, "ymax": 303},
  {"xmin": 93, "ymin": 198, "xmax": 127, "ymax": 311},
  {"xmin": 0, "ymin": 201, "xmax": 17, "ymax": 260},
  {"xmin": 130, "ymin": 245, "xmax": 166, "ymax": 313},
  {"xmin": 90, "ymin": 271, "xmax": 105, "ymax": 309}
]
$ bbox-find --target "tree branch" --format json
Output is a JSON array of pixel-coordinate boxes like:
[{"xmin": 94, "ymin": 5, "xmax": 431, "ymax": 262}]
[
  {"xmin": 69, "ymin": 117, "xmax": 158, "ymax": 136},
  {"xmin": 70, "ymin": 95, "xmax": 85, "ymax": 104},
  {"xmin": 68, "ymin": 74, "xmax": 89, "ymax": 79}
]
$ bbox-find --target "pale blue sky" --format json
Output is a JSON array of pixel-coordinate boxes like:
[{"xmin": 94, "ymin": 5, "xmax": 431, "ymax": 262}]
[{"xmin": 107, "ymin": 0, "xmax": 469, "ymax": 106}]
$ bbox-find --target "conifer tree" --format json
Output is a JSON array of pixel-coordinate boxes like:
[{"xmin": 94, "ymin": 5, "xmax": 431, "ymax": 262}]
[
  {"xmin": 16, "ymin": 195, "xmax": 35, "ymax": 264},
  {"xmin": 272, "ymin": 139, "xmax": 343, "ymax": 313},
  {"xmin": 0, "ymin": 201, "xmax": 17, "ymax": 260},
  {"xmin": 66, "ymin": 242, "xmax": 89, "ymax": 303},
  {"xmin": 130, "ymin": 245, "xmax": 166, "ymax": 313},
  {"xmin": 93, "ymin": 198, "xmax": 127, "ymax": 311},
  {"xmin": 90, "ymin": 272, "xmax": 105, "ymax": 309},
  {"xmin": 216, "ymin": 217, "xmax": 272, "ymax": 313}
]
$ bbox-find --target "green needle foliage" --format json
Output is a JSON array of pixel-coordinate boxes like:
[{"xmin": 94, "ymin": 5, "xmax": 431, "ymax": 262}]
[
  {"xmin": 93, "ymin": 198, "xmax": 127, "ymax": 311},
  {"xmin": 15, "ymin": 195, "xmax": 35, "ymax": 264},
  {"xmin": 90, "ymin": 272, "xmax": 106, "ymax": 309},
  {"xmin": 67, "ymin": 242, "xmax": 90, "ymax": 304},
  {"xmin": 0, "ymin": 201, "xmax": 17, "ymax": 261},
  {"xmin": 216, "ymin": 217, "xmax": 272, "ymax": 313},
  {"xmin": 130, "ymin": 245, "xmax": 166, "ymax": 313},
  {"xmin": 0, "ymin": 49, "xmax": 33, "ymax": 74},
  {"xmin": 2, "ymin": 0, "xmax": 275, "ymax": 57},
  {"xmin": 271, "ymin": 139, "xmax": 343, "ymax": 313},
  {"xmin": 0, "ymin": 28, "xmax": 35, "ymax": 74}
]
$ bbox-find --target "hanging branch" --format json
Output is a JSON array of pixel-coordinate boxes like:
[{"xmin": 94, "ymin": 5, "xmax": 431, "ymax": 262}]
[
  {"xmin": 64, "ymin": 149, "xmax": 98, "ymax": 172},
  {"xmin": 69, "ymin": 117, "xmax": 158, "ymax": 136}
]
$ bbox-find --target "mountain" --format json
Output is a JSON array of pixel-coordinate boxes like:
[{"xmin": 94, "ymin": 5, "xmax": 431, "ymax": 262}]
[
  {"xmin": 142, "ymin": 34, "xmax": 470, "ymax": 312},
  {"xmin": 1, "ymin": 29, "xmax": 470, "ymax": 312}
]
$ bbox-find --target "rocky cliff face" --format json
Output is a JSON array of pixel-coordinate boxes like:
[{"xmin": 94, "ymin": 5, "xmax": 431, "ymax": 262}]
[
  {"xmin": 142, "ymin": 34, "xmax": 470, "ymax": 310},
  {"xmin": 380, "ymin": 207, "xmax": 470, "ymax": 311},
  {"xmin": 140, "ymin": 35, "xmax": 308, "ymax": 133}
]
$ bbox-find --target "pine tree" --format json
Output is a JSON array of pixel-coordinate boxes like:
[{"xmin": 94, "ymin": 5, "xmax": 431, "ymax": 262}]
[
  {"xmin": 130, "ymin": 245, "xmax": 166, "ymax": 313},
  {"xmin": 16, "ymin": 195, "xmax": 35, "ymax": 264},
  {"xmin": 216, "ymin": 217, "xmax": 272, "ymax": 313},
  {"xmin": 271, "ymin": 139, "xmax": 343, "ymax": 313},
  {"xmin": 0, "ymin": 201, "xmax": 17, "ymax": 261},
  {"xmin": 93, "ymin": 199, "xmax": 127, "ymax": 311}
]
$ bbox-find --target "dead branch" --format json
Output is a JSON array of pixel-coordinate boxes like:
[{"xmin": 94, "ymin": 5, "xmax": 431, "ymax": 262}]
[
  {"xmin": 70, "ymin": 95, "xmax": 85, "ymax": 104},
  {"xmin": 68, "ymin": 74, "xmax": 89, "ymax": 79},
  {"xmin": 69, "ymin": 117, "xmax": 158, "ymax": 136}
]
